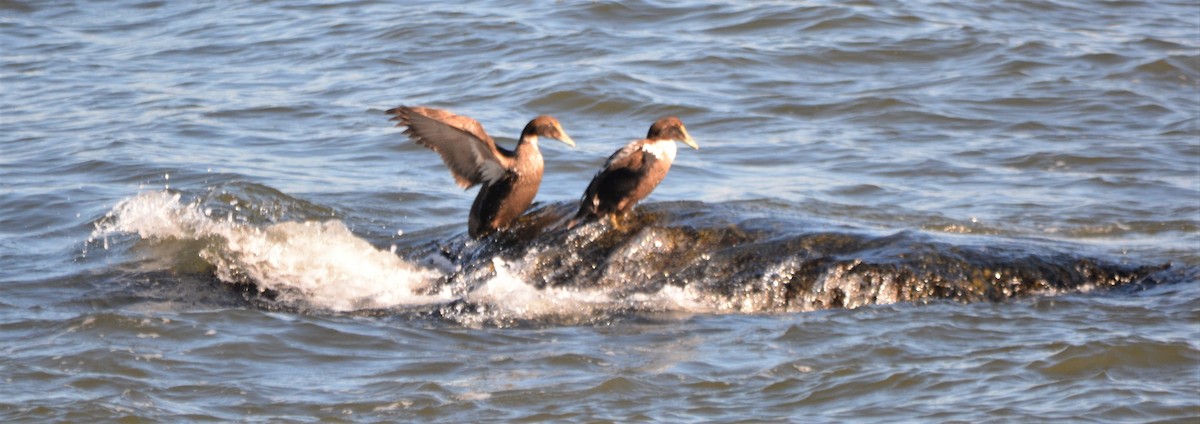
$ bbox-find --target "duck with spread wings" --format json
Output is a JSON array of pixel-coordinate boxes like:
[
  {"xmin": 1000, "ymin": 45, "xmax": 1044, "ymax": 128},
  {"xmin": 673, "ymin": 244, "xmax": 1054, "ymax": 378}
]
[{"xmin": 387, "ymin": 106, "xmax": 575, "ymax": 238}]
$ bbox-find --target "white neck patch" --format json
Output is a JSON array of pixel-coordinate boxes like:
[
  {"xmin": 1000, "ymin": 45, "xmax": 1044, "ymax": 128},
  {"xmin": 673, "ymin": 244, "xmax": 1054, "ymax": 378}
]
[{"xmin": 640, "ymin": 139, "xmax": 677, "ymax": 161}]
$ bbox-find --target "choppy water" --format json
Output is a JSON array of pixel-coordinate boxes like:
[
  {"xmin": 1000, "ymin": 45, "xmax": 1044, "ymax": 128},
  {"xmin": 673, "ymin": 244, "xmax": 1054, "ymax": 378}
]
[{"xmin": 3, "ymin": 0, "xmax": 1199, "ymax": 421}]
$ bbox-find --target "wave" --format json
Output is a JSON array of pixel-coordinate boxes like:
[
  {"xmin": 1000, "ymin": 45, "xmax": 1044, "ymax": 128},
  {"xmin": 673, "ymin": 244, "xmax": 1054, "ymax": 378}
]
[{"xmin": 90, "ymin": 190, "xmax": 450, "ymax": 312}]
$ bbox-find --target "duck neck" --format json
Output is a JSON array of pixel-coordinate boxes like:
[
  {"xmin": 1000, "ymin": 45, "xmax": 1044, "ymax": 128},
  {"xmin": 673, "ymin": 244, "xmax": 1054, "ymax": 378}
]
[
  {"xmin": 642, "ymin": 139, "xmax": 678, "ymax": 163},
  {"xmin": 518, "ymin": 121, "xmax": 542, "ymax": 146},
  {"xmin": 515, "ymin": 132, "xmax": 542, "ymax": 160},
  {"xmin": 517, "ymin": 124, "xmax": 541, "ymax": 154}
]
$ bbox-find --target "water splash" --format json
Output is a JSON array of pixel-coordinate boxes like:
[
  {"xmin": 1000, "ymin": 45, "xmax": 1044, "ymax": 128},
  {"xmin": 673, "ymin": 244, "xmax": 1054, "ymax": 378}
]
[{"xmin": 91, "ymin": 190, "xmax": 451, "ymax": 311}]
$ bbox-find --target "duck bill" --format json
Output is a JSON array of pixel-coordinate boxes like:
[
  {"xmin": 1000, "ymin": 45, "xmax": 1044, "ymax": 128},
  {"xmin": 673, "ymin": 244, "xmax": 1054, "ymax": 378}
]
[
  {"xmin": 556, "ymin": 130, "xmax": 576, "ymax": 147},
  {"xmin": 680, "ymin": 127, "xmax": 699, "ymax": 150}
]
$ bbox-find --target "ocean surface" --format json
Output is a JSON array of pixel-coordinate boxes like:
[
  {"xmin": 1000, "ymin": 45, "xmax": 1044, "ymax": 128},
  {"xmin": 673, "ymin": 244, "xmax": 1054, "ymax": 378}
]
[{"xmin": 2, "ymin": 0, "xmax": 1198, "ymax": 421}]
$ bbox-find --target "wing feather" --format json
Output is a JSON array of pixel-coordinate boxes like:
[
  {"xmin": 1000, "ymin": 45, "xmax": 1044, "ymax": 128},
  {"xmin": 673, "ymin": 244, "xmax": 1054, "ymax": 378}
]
[
  {"xmin": 578, "ymin": 140, "xmax": 649, "ymax": 214},
  {"xmin": 602, "ymin": 140, "xmax": 646, "ymax": 170},
  {"xmin": 386, "ymin": 106, "xmax": 510, "ymax": 188}
]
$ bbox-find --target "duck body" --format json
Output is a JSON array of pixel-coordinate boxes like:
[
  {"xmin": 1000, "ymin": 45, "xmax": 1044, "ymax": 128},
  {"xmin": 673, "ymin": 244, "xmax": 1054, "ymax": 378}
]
[
  {"xmin": 572, "ymin": 116, "xmax": 697, "ymax": 227},
  {"xmin": 387, "ymin": 106, "xmax": 574, "ymax": 238},
  {"xmin": 468, "ymin": 139, "xmax": 544, "ymax": 237}
]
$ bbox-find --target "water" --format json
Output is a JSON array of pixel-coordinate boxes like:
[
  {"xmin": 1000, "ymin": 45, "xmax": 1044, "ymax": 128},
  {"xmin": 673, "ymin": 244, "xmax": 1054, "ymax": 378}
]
[{"xmin": 2, "ymin": 0, "xmax": 1198, "ymax": 421}]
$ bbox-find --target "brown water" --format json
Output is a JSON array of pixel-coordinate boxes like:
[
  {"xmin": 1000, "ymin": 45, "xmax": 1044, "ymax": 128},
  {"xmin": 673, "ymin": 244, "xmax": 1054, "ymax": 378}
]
[{"xmin": 2, "ymin": 0, "xmax": 1198, "ymax": 421}]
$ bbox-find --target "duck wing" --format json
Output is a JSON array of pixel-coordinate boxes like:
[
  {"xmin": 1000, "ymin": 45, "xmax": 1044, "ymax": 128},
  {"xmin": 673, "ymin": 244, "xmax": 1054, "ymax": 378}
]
[
  {"xmin": 387, "ymin": 106, "xmax": 511, "ymax": 189},
  {"xmin": 579, "ymin": 140, "xmax": 649, "ymax": 213}
]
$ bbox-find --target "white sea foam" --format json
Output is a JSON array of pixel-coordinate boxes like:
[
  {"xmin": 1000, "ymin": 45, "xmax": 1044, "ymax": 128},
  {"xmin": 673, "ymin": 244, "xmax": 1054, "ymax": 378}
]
[
  {"xmin": 453, "ymin": 256, "xmax": 737, "ymax": 325},
  {"xmin": 460, "ymin": 257, "xmax": 616, "ymax": 323},
  {"xmin": 94, "ymin": 191, "xmax": 453, "ymax": 311}
]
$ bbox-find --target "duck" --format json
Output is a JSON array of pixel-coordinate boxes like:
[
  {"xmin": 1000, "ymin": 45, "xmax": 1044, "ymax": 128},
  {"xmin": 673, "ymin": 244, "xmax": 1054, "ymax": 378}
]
[
  {"xmin": 569, "ymin": 116, "xmax": 698, "ymax": 229},
  {"xmin": 386, "ymin": 106, "xmax": 575, "ymax": 238}
]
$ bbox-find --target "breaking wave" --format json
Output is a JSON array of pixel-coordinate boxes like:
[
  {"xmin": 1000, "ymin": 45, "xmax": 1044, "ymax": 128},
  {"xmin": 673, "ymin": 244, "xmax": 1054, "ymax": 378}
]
[{"xmin": 90, "ymin": 189, "xmax": 451, "ymax": 312}]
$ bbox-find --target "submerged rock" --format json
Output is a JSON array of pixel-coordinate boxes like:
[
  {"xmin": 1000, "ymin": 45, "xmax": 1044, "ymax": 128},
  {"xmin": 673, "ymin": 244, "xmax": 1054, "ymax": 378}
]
[{"xmin": 410, "ymin": 200, "xmax": 1174, "ymax": 315}]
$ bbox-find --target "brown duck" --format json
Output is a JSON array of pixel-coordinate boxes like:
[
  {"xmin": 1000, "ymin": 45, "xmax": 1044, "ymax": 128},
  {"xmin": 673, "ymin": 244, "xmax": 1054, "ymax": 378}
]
[
  {"xmin": 570, "ymin": 116, "xmax": 698, "ymax": 229},
  {"xmin": 387, "ymin": 106, "xmax": 575, "ymax": 238}
]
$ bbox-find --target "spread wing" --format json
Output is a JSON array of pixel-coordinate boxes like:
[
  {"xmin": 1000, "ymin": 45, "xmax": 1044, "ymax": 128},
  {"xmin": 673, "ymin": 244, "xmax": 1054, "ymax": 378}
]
[
  {"xmin": 399, "ymin": 106, "xmax": 494, "ymax": 145},
  {"xmin": 387, "ymin": 106, "xmax": 510, "ymax": 189}
]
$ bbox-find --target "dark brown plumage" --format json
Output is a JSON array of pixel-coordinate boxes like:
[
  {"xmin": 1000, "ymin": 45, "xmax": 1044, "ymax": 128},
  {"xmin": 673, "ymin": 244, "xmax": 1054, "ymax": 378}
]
[
  {"xmin": 386, "ymin": 106, "xmax": 575, "ymax": 238},
  {"xmin": 570, "ymin": 116, "xmax": 698, "ymax": 229}
]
